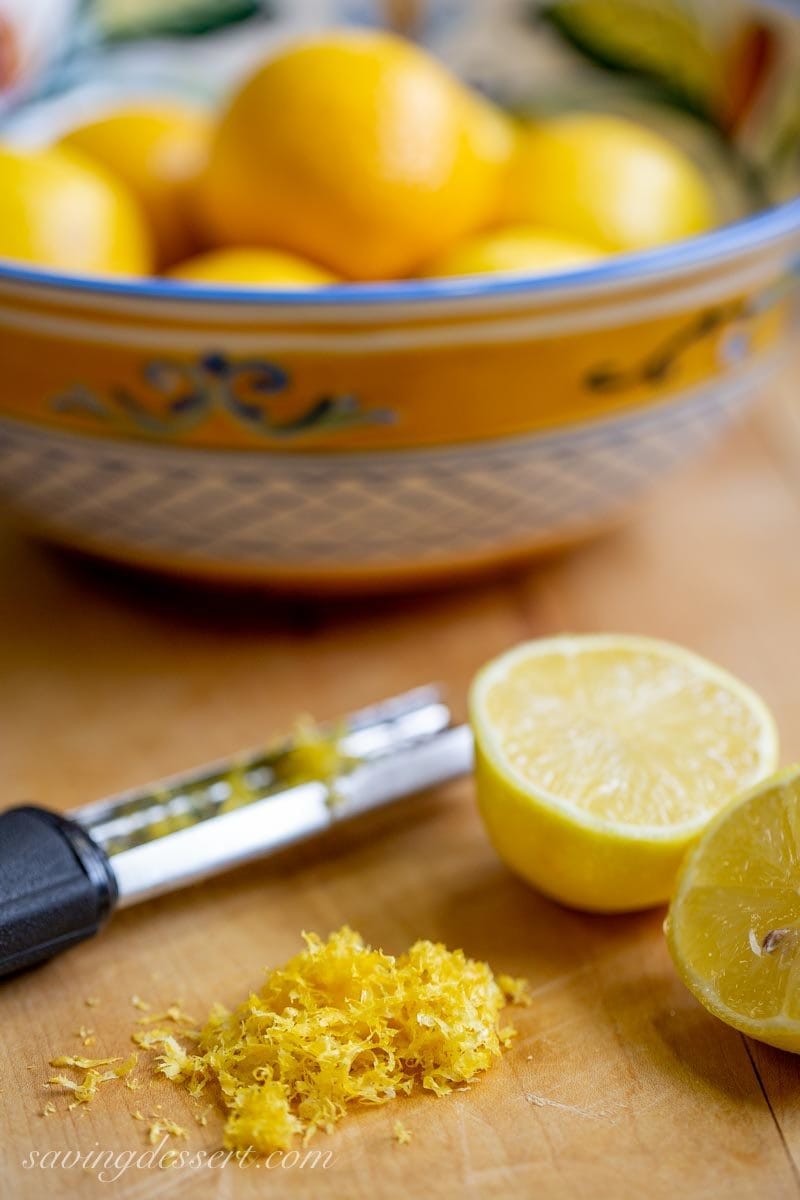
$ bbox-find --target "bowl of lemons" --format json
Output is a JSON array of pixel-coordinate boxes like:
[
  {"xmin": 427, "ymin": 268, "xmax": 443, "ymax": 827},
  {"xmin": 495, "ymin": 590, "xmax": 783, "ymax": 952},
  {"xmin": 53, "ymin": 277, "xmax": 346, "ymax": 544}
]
[{"xmin": 0, "ymin": 0, "xmax": 797, "ymax": 590}]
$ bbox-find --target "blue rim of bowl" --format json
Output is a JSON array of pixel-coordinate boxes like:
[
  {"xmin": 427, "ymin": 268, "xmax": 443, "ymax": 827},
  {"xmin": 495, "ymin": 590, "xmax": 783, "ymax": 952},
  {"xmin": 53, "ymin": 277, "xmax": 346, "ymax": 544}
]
[{"xmin": 1, "ymin": 201, "xmax": 799, "ymax": 308}]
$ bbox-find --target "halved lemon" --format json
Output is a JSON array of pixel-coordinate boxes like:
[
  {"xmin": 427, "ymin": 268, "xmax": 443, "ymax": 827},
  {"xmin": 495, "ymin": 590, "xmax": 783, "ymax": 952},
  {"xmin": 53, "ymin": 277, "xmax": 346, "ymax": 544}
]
[
  {"xmin": 469, "ymin": 635, "xmax": 778, "ymax": 913},
  {"xmin": 666, "ymin": 767, "xmax": 800, "ymax": 1052}
]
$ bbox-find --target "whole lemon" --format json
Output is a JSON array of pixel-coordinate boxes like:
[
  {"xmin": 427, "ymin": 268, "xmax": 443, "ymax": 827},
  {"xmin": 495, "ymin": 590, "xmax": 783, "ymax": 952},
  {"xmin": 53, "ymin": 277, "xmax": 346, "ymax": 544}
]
[
  {"xmin": 196, "ymin": 31, "xmax": 515, "ymax": 281},
  {"xmin": 0, "ymin": 144, "xmax": 153, "ymax": 276},
  {"xmin": 58, "ymin": 104, "xmax": 212, "ymax": 268},
  {"xmin": 507, "ymin": 113, "xmax": 716, "ymax": 252},
  {"xmin": 424, "ymin": 224, "xmax": 606, "ymax": 277},
  {"xmin": 167, "ymin": 247, "xmax": 337, "ymax": 286}
]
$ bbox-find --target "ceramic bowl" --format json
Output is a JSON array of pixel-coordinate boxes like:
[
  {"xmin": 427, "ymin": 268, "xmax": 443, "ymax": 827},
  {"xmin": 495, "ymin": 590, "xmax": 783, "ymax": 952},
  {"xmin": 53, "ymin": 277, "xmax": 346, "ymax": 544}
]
[{"xmin": 0, "ymin": 0, "xmax": 798, "ymax": 590}]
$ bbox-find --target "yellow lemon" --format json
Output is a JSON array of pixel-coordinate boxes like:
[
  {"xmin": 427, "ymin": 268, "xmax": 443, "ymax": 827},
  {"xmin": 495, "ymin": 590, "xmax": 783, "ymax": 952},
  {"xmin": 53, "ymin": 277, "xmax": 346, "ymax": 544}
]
[
  {"xmin": 58, "ymin": 104, "xmax": 212, "ymax": 267},
  {"xmin": 666, "ymin": 767, "xmax": 800, "ymax": 1052},
  {"xmin": 167, "ymin": 247, "xmax": 337, "ymax": 287},
  {"xmin": 507, "ymin": 113, "xmax": 717, "ymax": 252},
  {"xmin": 469, "ymin": 635, "xmax": 778, "ymax": 913},
  {"xmin": 423, "ymin": 223, "xmax": 606, "ymax": 277},
  {"xmin": 196, "ymin": 30, "xmax": 515, "ymax": 281},
  {"xmin": 0, "ymin": 143, "xmax": 152, "ymax": 276}
]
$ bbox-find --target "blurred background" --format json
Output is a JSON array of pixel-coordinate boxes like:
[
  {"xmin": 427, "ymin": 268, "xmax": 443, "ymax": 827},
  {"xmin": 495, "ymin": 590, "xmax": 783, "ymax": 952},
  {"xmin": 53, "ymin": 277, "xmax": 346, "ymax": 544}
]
[{"xmin": 0, "ymin": 0, "xmax": 797, "ymax": 591}]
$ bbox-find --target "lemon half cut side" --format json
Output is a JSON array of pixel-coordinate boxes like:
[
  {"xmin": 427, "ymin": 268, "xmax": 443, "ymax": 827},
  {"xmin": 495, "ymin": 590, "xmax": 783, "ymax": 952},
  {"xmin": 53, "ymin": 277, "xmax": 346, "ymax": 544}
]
[
  {"xmin": 667, "ymin": 766, "xmax": 800, "ymax": 1052},
  {"xmin": 469, "ymin": 635, "xmax": 779, "ymax": 913}
]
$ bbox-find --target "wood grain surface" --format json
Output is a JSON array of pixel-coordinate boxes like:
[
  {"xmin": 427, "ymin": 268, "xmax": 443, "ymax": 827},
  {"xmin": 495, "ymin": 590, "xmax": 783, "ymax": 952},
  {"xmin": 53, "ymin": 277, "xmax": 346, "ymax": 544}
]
[{"xmin": 2, "ymin": 359, "xmax": 800, "ymax": 1200}]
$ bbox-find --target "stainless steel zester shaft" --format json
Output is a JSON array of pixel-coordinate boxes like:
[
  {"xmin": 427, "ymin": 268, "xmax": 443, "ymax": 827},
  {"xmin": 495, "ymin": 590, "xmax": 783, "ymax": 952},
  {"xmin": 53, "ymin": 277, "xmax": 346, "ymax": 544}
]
[{"xmin": 0, "ymin": 687, "xmax": 474, "ymax": 977}]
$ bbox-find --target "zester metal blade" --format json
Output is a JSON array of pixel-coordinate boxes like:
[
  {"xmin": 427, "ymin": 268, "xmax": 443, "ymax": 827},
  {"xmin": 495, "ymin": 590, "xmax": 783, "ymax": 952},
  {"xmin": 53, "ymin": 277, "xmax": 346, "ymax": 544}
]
[{"xmin": 75, "ymin": 687, "xmax": 473, "ymax": 906}]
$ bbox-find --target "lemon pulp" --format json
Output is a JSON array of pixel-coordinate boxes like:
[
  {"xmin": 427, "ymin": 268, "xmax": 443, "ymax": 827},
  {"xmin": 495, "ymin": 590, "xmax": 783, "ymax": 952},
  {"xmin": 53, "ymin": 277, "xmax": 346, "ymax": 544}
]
[
  {"xmin": 666, "ymin": 767, "xmax": 800, "ymax": 1051},
  {"xmin": 470, "ymin": 635, "xmax": 778, "ymax": 912}
]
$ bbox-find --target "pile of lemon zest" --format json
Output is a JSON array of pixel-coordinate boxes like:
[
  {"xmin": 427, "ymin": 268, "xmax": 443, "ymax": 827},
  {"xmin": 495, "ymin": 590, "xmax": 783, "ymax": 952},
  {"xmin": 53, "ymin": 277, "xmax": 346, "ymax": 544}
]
[
  {"xmin": 41, "ymin": 1102, "xmax": 56, "ymax": 1118},
  {"xmin": 125, "ymin": 1077, "xmax": 142, "ymax": 1091},
  {"xmin": 392, "ymin": 1119, "xmax": 412, "ymax": 1146},
  {"xmin": 497, "ymin": 975, "xmax": 532, "ymax": 1006},
  {"xmin": 132, "ymin": 1109, "xmax": 146, "ymax": 1122},
  {"xmin": 131, "ymin": 995, "xmax": 151, "ymax": 1012},
  {"xmin": 83, "ymin": 1037, "xmax": 97, "ymax": 1047},
  {"xmin": 158, "ymin": 927, "xmax": 519, "ymax": 1154},
  {"xmin": 75, "ymin": 1026, "xmax": 94, "ymax": 1039}
]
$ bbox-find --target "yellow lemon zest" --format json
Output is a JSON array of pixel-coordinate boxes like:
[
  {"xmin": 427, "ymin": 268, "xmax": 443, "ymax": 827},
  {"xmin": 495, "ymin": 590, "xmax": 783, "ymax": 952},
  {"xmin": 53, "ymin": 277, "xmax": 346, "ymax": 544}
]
[
  {"xmin": 47, "ymin": 1052, "xmax": 138, "ymax": 1106},
  {"xmin": 49, "ymin": 1055, "xmax": 122, "ymax": 1069},
  {"xmin": 136, "ymin": 1004, "xmax": 196, "ymax": 1027},
  {"xmin": 153, "ymin": 927, "xmax": 521, "ymax": 1152},
  {"xmin": 145, "ymin": 1114, "xmax": 189, "ymax": 1144},
  {"xmin": 497, "ymin": 975, "xmax": 532, "ymax": 1006},
  {"xmin": 393, "ymin": 1119, "xmax": 413, "ymax": 1145}
]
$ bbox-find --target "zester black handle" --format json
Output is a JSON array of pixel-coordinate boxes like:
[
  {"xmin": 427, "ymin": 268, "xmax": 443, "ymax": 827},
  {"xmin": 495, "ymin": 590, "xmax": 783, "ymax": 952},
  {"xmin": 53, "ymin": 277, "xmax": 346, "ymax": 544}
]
[{"xmin": 0, "ymin": 806, "xmax": 117, "ymax": 978}]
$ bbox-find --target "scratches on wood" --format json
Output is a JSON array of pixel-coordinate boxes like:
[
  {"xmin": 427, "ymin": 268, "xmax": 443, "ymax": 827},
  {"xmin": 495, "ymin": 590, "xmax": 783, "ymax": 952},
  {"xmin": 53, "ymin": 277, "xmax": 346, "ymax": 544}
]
[{"xmin": 742, "ymin": 1037, "xmax": 800, "ymax": 1196}]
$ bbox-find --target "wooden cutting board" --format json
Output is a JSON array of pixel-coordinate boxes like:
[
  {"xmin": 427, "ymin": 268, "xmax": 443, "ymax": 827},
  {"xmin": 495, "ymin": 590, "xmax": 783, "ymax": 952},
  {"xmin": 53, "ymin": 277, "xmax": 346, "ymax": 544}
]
[{"xmin": 2, "ymin": 358, "xmax": 800, "ymax": 1200}]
